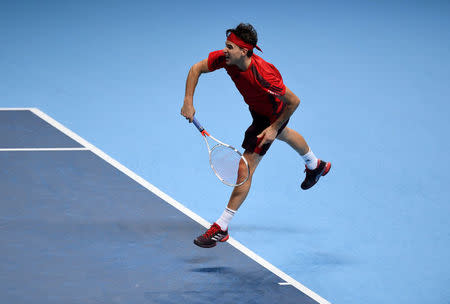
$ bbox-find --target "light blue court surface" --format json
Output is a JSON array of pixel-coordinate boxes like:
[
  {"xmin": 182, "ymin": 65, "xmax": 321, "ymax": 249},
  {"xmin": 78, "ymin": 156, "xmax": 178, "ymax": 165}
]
[
  {"xmin": 1, "ymin": 1, "xmax": 450, "ymax": 303},
  {"xmin": 0, "ymin": 109, "xmax": 325, "ymax": 304}
]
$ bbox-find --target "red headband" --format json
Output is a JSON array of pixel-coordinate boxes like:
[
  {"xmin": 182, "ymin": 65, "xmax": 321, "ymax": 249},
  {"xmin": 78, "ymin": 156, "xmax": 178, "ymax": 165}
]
[{"xmin": 227, "ymin": 32, "xmax": 262, "ymax": 53}]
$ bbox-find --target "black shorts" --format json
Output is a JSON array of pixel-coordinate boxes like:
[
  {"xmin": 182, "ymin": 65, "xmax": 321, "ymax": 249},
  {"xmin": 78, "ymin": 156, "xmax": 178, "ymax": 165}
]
[{"xmin": 242, "ymin": 110, "xmax": 289, "ymax": 156}]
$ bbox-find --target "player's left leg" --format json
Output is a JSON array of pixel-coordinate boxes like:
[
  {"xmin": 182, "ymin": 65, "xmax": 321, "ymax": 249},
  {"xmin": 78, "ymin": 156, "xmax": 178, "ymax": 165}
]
[
  {"xmin": 276, "ymin": 126, "xmax": 309, "ymax": 155},
  {"xmin": 277, "ymin": 127, "xmax": 331, "ymax": 190}
]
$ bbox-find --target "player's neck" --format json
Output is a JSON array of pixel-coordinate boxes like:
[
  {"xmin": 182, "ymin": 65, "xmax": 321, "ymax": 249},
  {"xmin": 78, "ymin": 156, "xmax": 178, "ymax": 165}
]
[{"xmin": 236, "ymin": 56, "xmax": 252, "ymax": 71}]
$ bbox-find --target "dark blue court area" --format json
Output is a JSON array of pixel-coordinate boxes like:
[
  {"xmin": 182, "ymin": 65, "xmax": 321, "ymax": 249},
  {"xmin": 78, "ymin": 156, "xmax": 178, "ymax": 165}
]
[{"xmin": 0, "ymin": 109, "xmax": 327, "ymax": 303}]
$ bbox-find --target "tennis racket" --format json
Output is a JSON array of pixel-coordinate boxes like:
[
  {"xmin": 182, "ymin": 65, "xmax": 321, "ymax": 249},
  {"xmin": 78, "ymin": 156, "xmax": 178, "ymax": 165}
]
[{"xmin": 191, "ymin": 117, "xmax": 250, "ymax": 187}]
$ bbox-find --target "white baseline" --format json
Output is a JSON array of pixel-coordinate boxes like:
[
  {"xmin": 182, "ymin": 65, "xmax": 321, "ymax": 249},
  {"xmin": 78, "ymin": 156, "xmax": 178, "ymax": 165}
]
[{"xmin": 0, "ymin": 148, "xmax": 89, "ymax": 151}]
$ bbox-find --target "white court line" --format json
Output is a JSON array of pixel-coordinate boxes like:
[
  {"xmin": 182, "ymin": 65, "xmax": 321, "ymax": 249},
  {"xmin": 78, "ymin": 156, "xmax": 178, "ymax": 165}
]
[
  {"xmin": 0, "ymin": 148, "xmax": 89, "ymax": 151},
  {"xmin": 0, "ymin": 108, "xmax": 35, "ymax": 111},
  {"xmin": 26, "ymin": 108, "xmax": 330, "ymax": 304}
]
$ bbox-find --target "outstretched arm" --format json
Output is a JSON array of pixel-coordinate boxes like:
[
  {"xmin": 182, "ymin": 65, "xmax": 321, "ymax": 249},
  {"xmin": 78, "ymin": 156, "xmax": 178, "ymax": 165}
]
[{"xmin": 181, "ymin": 58, "xmax": 210, "ymax": 122}]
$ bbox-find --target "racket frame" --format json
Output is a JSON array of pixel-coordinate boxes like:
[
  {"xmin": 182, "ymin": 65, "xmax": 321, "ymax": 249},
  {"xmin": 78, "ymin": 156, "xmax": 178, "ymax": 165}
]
[{"xmin": 192, "ymin": 117, "xmax": 250, "ymax": 187}]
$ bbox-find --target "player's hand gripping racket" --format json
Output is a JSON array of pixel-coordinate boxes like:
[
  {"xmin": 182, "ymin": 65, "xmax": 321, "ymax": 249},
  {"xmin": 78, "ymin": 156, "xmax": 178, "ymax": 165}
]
[{"xmin": 192, "ymin": 117, "xmax": 250, "ymax": 187}]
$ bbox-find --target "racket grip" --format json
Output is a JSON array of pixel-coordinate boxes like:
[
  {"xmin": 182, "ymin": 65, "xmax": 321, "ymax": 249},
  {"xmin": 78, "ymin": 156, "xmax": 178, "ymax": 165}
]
[{"xmin": 192, "ymin": 117, "xmax": 204, "ymax": 133}]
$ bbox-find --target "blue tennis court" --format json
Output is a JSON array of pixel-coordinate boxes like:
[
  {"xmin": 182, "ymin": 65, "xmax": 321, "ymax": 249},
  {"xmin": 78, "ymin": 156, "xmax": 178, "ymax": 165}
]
[
  {"xmin": 0, "ymin": 109, "xmax": 328, "ymax": 303},
  {"xmin": 1, "ymin": 2, "xmax": 450, "ymax": 303}
]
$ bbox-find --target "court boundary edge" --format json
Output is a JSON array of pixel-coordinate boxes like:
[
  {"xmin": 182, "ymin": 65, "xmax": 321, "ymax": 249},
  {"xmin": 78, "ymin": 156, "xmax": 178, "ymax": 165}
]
[{"xmin": 26, "ymin": 107, "xmax": 331, "ymax": 304}]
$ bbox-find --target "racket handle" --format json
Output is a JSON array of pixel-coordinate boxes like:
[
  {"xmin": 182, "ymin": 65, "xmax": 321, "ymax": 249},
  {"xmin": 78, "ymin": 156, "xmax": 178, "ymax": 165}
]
[
  {"xmin": 192, "ymin": 117, "xmax": 204, "ymax": 133},
  {"xmin": 192, "ymin": 117, "xmax": 210, "ymax": 136}
]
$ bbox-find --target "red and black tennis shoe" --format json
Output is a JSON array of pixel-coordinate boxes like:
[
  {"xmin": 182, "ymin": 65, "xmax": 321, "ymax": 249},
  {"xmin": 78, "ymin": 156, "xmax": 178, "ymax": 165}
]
[
  {"xmin": 301, "ymin": 160, "xmax": 331, "ymax": 190},
  {"xmin": 194, "ymin": 223, "xmax": 229, "ymax": 248}
]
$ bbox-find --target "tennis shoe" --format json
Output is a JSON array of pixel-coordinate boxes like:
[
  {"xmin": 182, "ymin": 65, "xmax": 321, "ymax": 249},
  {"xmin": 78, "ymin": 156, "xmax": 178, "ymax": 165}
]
[
  {"xmin": 301, "ymin": 160, "xmax": 331, "ymax": 190},
  {"xmin": 194, "ymin": 223, "xmax": 229, "ymax": 248}
]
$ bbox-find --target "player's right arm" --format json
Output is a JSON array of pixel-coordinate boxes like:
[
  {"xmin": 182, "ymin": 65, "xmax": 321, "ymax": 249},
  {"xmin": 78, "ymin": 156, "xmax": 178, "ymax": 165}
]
[{"xmin": 181, "ymin": 58, "xmax": 210, "ymax": 122}]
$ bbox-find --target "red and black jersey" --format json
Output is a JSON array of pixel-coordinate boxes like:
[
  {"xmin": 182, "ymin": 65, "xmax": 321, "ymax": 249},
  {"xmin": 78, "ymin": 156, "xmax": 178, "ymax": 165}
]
[{"xmin": 207, "ymin": 50, "xmax": 286, "ymax": 120}]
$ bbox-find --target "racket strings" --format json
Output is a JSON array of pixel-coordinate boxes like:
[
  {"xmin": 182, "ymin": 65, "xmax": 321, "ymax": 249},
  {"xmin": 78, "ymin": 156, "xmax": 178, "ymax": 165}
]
[{"xmin": 210, "ymin": 145, "xmax": 247, "ymax": 186}]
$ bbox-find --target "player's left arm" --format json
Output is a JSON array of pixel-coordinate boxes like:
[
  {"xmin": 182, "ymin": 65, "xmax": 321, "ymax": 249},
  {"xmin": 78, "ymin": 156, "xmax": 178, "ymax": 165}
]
[
  {"xmin": 272, "ymin": 87, "xmax": 300, "ymax": 130},
  {"xmin": 256, "ymin": 87, "xmax": 300, "ymax": 148}
]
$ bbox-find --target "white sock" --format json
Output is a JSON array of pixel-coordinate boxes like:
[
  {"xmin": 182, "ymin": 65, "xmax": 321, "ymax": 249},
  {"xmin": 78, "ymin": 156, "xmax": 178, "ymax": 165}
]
[
  {"xmin": 302, "ymin": 149, "xmax": 319, "ymax": 170},
  {"xmin": 216, "ymin": 207, "xmax": 236, "ymax": 231}
]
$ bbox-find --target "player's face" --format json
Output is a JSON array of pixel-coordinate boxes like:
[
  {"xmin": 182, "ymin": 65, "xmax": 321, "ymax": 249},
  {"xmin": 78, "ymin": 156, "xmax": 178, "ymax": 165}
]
[{"xmin": 224, "ymin": 40, "xmax": 246, "ymax": 65}]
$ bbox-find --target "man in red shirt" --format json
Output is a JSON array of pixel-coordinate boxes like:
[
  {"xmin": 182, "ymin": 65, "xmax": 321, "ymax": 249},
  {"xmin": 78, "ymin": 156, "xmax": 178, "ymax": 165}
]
[{"xmin": 181, "ymin": 23, "xmax": 331, "ymax": 248}]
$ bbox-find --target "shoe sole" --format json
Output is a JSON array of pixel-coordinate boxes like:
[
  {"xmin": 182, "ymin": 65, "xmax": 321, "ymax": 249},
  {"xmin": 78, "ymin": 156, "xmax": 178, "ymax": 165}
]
[
  {"xmin": 193, "ymin": 240, "xmax": 216, "ymax": 248},
  {"xmin": 193, "ymin": 235, "xmax": 229, "ymax": 248}
]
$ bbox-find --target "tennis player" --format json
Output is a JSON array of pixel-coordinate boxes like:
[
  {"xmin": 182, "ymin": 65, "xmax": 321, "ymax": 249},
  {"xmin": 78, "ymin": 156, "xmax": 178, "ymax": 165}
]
[{"xmin": 181, "ymin": 23, "xmax": 331, "ymax": 248}]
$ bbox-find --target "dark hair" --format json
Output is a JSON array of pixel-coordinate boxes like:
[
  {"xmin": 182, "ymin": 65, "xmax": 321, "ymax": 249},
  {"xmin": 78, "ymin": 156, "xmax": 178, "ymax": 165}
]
[{"xmin": 226, "ymin": 23, "xmax": 258, "ymax": 57}]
